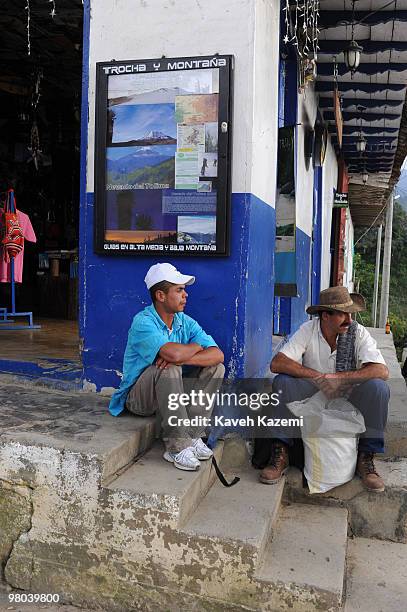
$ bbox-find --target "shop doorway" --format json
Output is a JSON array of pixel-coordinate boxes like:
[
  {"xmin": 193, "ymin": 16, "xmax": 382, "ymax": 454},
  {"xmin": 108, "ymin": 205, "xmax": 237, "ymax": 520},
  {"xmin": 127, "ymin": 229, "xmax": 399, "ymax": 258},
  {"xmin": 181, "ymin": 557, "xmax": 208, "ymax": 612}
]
[{"xmin": 0, "ymin": 2, "xmax": 83, "ymax": 374}]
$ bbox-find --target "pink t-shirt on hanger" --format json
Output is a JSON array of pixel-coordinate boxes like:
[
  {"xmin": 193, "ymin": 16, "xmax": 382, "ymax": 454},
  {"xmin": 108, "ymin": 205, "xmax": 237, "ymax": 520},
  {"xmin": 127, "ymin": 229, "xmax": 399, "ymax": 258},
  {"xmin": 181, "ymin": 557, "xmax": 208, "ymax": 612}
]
[{"xmin": 0, "ymin": 209, "xmax": 37, "ymax": 283}]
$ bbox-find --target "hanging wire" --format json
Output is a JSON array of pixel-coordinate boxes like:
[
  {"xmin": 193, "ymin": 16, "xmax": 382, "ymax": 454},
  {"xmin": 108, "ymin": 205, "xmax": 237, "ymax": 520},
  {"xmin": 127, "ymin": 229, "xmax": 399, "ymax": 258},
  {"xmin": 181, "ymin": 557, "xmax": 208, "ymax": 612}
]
[
  {"xmin": 333, "ymin": 54, "xmax": 338, "ymax": 85},
  {"xmin": 314, "ymin": 0, "xmax": 320, "ymax": 54},
  {"xmin": 25, "ymin": 0, "xmax": 31, "ymax": 56},
  {"xmin": 283, "ymin": 2, "xmax": 320, "ymax": 60},
  {"xmin": 303, "ymin": 1, "xmax": 310, "ymax": 57},
  {"xmin": 350, "ymin": 0, "xmax": 357, "ymax": 80},
  {"xmin": 283, "ymin": 0, "xmax": 290, "ymax": 44},
  {"xmin": 354, "ymin": 201, "xmax": 389, "ymax": 247},
  {"xmin": 292, "ymin": 0, "xmax": 301, "ymax": 56},
  {"xmin": 49, "ymin": 0, "xmax": 56, "ymax": 18}
]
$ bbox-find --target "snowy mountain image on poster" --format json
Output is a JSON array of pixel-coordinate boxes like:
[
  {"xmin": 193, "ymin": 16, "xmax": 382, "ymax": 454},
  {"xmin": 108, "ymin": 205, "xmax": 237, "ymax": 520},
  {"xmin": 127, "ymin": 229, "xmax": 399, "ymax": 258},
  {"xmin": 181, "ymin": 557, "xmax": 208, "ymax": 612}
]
[
  {"xmin": 107, "ymin": 70, "xmax": 218, "ymax": 106},
  {"xmin": 177, "ymin": 216, "xmax": 216, "ymax": 244},
  {"xmin": 106, "ymin": 145, "xmax": 176, "ymax": 189},
  {"xmin": 108, "ymin": 103, "xmax": 177, "ymax": 146},
  {"xmin": 109, "ymin": 87, "xmax": 191, "ymax": 107}
]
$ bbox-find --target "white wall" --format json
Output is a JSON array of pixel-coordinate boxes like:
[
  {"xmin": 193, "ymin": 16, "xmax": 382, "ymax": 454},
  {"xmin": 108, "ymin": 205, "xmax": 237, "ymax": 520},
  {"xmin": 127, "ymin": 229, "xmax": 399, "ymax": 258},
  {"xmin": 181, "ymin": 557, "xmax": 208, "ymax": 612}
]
[
  {"xmin": 87, "ymin": 0, "xmax": 268, "ymax": 198},
  {"xmin": 87, "ymin": 0, "xmax": 280, "ymax": 208},
  {"xmin": 321, "ymin": 139, "xmax": 337, "ymax": 289},
  {"xmin": 295, "ymin": 86, "xmax": 338, "ymax": 290},
  {"xmin": 295, "ymin": 90, "xmax": 317, "ymax": 237},
  {"xmin": 251, "ymin": 0, "xmax": 280, "ymax": 207}
]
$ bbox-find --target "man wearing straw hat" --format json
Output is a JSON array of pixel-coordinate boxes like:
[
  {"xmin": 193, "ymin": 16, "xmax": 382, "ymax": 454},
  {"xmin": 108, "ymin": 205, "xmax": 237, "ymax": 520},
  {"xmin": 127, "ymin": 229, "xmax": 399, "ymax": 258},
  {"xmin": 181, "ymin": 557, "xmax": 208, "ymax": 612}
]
[{"xmin": 260, "ymin": 286, "xmax": 390, "ymax": 492}]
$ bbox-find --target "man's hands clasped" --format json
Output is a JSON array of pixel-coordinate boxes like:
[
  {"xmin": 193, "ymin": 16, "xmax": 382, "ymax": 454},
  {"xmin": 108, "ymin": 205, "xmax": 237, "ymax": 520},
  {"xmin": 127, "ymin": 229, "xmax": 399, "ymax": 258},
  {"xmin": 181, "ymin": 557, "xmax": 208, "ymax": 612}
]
[{"xmin": 313, "ymin": 373, "xmax": 352, "ymax": 399}]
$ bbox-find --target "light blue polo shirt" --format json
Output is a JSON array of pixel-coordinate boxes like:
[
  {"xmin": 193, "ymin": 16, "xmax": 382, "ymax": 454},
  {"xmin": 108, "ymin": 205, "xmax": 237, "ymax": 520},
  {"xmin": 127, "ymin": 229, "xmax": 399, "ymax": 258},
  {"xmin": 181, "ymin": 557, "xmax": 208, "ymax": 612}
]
[{"xmin": 109, "ymin": 304, "xmax": 218, "ymax": 416}]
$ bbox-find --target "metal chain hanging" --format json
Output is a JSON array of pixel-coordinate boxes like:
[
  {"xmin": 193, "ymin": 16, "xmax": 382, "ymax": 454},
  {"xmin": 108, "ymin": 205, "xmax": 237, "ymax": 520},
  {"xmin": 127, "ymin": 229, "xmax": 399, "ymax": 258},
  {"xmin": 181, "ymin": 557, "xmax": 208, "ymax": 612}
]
[{"xmin": 28, "ymin": 70, "xmax": 44, "ymax": 170}]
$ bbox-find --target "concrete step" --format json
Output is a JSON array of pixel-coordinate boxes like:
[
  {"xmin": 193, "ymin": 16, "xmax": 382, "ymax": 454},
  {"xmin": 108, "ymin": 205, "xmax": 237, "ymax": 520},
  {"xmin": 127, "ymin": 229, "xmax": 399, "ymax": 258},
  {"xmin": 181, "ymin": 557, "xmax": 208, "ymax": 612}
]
[
  {"xmin": 0, "ymin": 378, "xmax": 156, "ymax": 483},
  {"xmin": 254, "ymin": 503, "xmax": 348, "ymax": 612},
  {"xmin": 284, "ymin": 458, "xmax": 407, "ymax": 543},
  {"xmin": 106, "ymin": 441, "xmax": 223, "ymax": 526},
  {"xmin": 367, "ymin": 328, "xmax": 407, "ymax": 458},
  {"xmin": 385, "ymin": 377, "xmax": 407, "ymax": 458},
  {"xmin": 219, "ymin": 434, "xmax": 251, "ymax": 470},
  {"xmin": 183, "ymin": 466, "xmax": 283, "ymax": 559},
  {"xmin": 178, "ymin": 468, "xmax": 284, "ymax": 605},
  {"xmin": 344, "ymin": 537, "xmax": 407, "ymax": 612}
]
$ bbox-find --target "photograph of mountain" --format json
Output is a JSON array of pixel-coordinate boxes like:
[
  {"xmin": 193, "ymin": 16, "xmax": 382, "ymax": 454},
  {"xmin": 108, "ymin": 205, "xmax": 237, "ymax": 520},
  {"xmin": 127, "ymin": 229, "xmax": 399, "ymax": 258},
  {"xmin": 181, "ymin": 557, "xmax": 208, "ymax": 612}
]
[
  {"xmin": 177, "ymin": 215, "xmax": 216, "ymax": 244},
  {"xmin": 106, "ymin": 145, "xmax": 176, "ymax": 188},
  {"xmin": 105, "ymin": 190, "xmax": 177, "ymax": 245},
  {"xmin": 107, "ymin": 69, "xmax": 218, "ymax": 106},
  {"xmin": 109, "ymin": 87, "xmax": 191, "ymax": 107},
  {"xmin": 109, "ymin": 103, "xmax": 176, "ymax": 146}
]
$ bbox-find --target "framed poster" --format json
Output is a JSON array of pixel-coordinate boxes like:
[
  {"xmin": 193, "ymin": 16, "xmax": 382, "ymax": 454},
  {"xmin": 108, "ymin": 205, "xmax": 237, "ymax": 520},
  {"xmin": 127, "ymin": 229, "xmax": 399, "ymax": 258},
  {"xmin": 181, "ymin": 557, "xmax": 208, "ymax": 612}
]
[{"xmin": 94, "ymin": 55, "xmax": 233, "ymax": 256}]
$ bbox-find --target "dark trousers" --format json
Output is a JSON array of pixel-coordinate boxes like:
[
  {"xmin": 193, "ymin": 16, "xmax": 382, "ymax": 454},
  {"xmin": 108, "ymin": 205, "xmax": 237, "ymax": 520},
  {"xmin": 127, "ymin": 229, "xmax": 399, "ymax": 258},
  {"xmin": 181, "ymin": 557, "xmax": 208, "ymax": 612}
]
[{"xmin": 271, "ymin": 374, "xmax": 390, "ymax": 454}]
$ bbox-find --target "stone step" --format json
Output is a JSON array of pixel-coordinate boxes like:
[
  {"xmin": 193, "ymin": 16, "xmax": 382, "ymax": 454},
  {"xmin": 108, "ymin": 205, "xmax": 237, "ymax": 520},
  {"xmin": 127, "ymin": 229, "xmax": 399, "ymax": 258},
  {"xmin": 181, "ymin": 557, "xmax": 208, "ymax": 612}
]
[
  {"xmin": 254, "ymin": 503, "xmax": 348, "ymax": 612},
  {"xmin": 0, "ymin": 378, "xmax": 156, "ymax": 483},
  {"xmin": 178, "ymin": 467, "xmax": 284, "ymax": 605},
  {"xmin": 344, "ymin": 537, "xmax": 407, "ymax": 612},
  {"xmin": 366, "ymin": 328, "xmax": 407, "ymax": 458},
  {"xmin": 385, "ymin": 377, "xmax": 407, "ymax": 458},
  {"xmin": 106, "ymin": 441, "xmax": 223, "ymax": 526},
  {"xmin": 284, "ymin": 458, "xmax": 407, "ymax": 543}
]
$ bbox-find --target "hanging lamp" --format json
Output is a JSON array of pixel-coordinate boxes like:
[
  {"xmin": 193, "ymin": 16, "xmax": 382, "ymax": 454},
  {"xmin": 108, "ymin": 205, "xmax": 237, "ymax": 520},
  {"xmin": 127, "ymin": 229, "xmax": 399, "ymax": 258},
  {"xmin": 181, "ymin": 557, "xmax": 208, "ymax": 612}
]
[
  {"xmin": 356, "ymin": 133, "xmax": 367, "ymax": 153},
  {"xmin": 344, "ymin": 1, "xmax": 363, "ymax": 74}
]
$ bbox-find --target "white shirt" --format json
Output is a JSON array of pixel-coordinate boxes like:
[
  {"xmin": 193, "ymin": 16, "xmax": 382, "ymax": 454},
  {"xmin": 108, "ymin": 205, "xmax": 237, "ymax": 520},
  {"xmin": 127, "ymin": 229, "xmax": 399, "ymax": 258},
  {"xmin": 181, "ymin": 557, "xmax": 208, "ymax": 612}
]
[{"xmin": 280, "ymin": 319, "xmax": 386, "ymax": 374}]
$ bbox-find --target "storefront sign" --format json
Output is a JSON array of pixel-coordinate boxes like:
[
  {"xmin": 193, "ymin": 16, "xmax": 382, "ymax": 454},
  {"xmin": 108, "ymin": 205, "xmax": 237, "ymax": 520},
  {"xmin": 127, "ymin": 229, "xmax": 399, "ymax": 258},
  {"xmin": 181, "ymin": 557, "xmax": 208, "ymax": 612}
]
[
  {"xmin": 333, "ymin": 192, "xmax": 349, "ymax": 208},
  {"xmin": 94, "ymin": 55, "xmax": 233, "ymax": 256}
]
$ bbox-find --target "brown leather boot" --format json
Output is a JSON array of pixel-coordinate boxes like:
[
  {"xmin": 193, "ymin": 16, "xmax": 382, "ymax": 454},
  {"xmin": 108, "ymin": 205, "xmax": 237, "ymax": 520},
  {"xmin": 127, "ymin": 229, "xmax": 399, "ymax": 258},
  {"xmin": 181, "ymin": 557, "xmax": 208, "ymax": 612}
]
[
  {"xmin": 259, "ymin": 442, "xmax": 289, "ymax": 484},
  {"xmin": 356, "ymin": 452, "xmax": 385, "ymax": 492}
]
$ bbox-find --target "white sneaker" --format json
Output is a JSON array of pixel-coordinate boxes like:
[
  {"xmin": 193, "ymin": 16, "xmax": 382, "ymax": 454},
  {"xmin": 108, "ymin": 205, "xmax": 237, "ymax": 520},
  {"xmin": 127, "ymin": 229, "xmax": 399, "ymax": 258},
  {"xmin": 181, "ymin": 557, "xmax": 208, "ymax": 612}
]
[
  {"xmin": 192, "ymin": 438, "xmax": 213, "ymax": 461},
  {"xmin": 163, "ymin": 447, "xmax": 201, "ymax": 471}
]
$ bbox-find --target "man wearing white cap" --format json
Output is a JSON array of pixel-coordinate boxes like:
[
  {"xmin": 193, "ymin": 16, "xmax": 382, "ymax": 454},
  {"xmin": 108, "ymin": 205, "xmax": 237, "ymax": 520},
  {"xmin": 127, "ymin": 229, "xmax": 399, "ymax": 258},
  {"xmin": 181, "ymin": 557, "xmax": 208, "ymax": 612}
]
[{"xmin": 109, "ymin": 263, "xmax": 225, "ymax": 471}]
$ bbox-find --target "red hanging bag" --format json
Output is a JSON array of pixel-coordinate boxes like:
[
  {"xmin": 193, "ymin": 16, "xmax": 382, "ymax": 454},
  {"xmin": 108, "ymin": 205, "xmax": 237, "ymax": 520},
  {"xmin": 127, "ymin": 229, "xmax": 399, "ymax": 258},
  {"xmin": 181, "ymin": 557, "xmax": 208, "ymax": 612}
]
[{"xmin": 1, "ymin": 189, "xmax": 24, "ymax": 263}]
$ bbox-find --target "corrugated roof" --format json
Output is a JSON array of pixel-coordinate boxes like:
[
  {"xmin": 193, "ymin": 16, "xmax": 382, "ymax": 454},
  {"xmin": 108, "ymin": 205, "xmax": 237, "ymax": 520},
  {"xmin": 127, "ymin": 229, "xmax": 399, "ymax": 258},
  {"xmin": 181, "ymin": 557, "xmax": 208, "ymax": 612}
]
[{"xmin": 316, "ymin": 0, "xmax": 407, "ymax": 225}]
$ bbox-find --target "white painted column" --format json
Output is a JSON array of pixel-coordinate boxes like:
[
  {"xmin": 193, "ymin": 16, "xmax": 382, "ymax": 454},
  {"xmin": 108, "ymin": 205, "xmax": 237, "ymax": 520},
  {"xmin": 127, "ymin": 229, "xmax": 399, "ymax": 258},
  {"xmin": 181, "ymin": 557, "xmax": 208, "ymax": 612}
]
[
  {"xmin": 379, "ymin": 194, "xmax": 394, "ymax": 328},
  {"xmin": 372, "ymin": 223, "xmax": 382, "ymax": 327}
]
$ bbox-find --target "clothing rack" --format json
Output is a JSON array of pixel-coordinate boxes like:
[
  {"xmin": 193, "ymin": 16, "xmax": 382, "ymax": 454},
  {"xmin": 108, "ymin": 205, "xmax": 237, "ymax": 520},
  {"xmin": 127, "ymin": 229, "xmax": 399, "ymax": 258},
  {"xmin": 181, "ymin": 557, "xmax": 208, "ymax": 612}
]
[{"xmin": 0, "ymin": 189, "xmax": 40, "ymax": 330}]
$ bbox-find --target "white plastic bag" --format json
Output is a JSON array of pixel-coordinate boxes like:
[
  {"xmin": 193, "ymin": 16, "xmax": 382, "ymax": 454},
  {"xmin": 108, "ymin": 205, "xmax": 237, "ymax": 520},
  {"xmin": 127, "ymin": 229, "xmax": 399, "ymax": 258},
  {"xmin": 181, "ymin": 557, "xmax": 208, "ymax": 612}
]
[{"xmin": 287, "ymin": 391, "xmax": 365, "ymax": 494}]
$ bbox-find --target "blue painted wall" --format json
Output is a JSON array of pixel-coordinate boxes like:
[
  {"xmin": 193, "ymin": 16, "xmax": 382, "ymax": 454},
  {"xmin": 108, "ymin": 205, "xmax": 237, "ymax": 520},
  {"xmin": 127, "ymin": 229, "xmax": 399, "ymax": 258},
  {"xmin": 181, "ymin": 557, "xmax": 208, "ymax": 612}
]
[
  {"xmin": 245, "ymin": 195, "xmax": 276, "ymax": 377},
  {"xmin": 311, "ymin": 166, "xmax": 323, "ymax": 304},
  {"xmin": 80, "ymin": 192, "xmax": 276, "ymax": 389},
  {"xmin": 77, "ymin": 1, "xmax": 277, "ymax": 390}
]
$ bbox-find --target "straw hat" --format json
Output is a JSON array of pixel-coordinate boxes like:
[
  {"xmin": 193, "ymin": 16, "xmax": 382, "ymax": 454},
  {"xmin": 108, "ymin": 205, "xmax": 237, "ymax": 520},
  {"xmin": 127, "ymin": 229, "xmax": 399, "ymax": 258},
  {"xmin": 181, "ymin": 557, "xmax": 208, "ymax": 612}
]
[
  {"xmin": 306, "ymin": 286, "xmax": 366, "ymax": 315},
  {"xmin": 350, "ymin": 293, "xmax": 366, "ymax": 311}
]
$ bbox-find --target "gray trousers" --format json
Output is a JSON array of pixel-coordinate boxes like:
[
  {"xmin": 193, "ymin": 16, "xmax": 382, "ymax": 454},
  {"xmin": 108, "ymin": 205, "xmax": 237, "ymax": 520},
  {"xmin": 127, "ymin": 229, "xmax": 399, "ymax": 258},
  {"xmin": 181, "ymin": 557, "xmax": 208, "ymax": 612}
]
[{"xmin": 125, "ymin": 363, "xmax": 225, "ymax": 452}]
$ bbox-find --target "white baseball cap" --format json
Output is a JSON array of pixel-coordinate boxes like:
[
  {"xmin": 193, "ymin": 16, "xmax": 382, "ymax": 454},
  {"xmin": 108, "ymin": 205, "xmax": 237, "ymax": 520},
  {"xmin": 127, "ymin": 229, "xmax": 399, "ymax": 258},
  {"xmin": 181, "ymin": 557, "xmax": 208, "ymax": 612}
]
[{"xmin": 144, "ymin": 263, "xmax": 195, "ymax": 290}]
